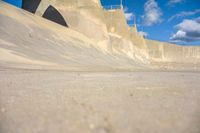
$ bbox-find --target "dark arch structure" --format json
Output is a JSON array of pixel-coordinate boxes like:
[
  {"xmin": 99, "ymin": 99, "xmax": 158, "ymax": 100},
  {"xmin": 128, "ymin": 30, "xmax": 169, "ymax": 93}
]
[
  {"xmin": 22, "ymin": 0, "xmax": 41, "ymax": 13},
  {"xmin": 42, "ymin": 5, "xmax": 68, "ymax": 27}
]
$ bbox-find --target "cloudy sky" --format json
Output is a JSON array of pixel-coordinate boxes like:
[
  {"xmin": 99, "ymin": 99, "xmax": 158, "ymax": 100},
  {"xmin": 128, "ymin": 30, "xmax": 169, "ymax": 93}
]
[{"xmin": 101, "ymin": 0, "xmax": 200, "ymax": 45}]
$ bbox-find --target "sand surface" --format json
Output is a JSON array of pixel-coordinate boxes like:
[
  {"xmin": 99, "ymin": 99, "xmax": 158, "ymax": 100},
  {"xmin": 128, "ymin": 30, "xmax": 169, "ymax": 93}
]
[{"xmin": 1, "ymin": 69, "xmax": 200, "ymax": 133}]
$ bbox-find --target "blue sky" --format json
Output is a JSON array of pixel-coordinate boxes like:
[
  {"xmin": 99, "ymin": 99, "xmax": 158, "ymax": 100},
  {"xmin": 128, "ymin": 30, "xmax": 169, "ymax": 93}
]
[
  {"xmin": 101, "ymin": 0, "xmax": 200, "ymax": 45},
  {"xmin": 3, "ymin": 0, "xmax": 22, "ymax": 7}
]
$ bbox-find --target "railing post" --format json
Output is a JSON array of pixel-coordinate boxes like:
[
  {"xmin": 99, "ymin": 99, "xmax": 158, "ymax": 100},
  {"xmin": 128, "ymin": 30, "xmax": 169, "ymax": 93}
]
[
  {"xmin": 134, "ymin": 15, "xmax": 136, "ymax": 28},
  {"xmin": 120, "ymin": 0, "xmax": 123, "ymax": 10}
]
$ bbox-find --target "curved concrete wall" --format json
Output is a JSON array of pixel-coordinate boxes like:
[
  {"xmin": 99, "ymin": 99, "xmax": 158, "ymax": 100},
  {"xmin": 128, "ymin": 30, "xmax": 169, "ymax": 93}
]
[
  {"xmin": 36, "ymin": 0, "xmax": 108, "ymax": 42},
  {"xmin": 20, "ymin": 0, "xmax": 146, "ymax": 61},
  {"xmin": 3, "ymin": 0, "xmax": 200, "ymax": 65},
  {"xmin": 146, "ymin": 39, "xmax": 200, "ymax": 63}
]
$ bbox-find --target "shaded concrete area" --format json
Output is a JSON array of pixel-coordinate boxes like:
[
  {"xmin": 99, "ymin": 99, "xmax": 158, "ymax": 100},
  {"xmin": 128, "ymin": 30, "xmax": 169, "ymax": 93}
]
[
  {"xmin": 42, "ymin": 5, "xmax": 68, "ymax": 27},
  {"xmin": 22, "ymin": 0, "xmax": 41, "ymax": 13}
]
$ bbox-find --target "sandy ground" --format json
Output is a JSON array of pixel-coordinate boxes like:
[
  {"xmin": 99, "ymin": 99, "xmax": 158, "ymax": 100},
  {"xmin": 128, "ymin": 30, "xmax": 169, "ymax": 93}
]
[{"xmin": 1, "ymin": 69, "xmax": 200, "ymax": 133}]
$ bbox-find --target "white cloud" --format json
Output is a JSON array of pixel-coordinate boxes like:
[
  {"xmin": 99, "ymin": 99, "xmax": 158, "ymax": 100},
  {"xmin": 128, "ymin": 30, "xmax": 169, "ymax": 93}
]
[
  {"xmin": 123, "ymin": 7, "xmax": 129, "ymax": 12},
  {"xmin": 170, "ymin": 17, "xmax": 200, "ymax": 42},
  {"xmin": 125, "ymin": 13, "xmax": 134, "ymax": 21},
  {"xmin": 168, "ymin": 9, "xmax": 200, "ymax": 22},
  {"xmin": 142, "ymin": 0, "xmax": 163, "ymax": 26},
  {"xmin": 124, "ymin": 7, "xmax": 135, "ymax": 21},
  {"xmin": 138, "ymin": 31, "xmax": 148, "ymax": 38},
  {"xmin": 168, "ymin": 0, "xmax": 184, "ymax": 5},
  {"xmin": 170, "ymin": 31, "xmax": 186, "ymax": 41}
]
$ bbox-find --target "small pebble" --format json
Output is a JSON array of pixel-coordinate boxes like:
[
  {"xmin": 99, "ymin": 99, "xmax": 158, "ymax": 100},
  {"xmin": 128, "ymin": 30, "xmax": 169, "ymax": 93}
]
[
  {"xmin": 94, "ymin": 127, "xmax": 110, "ymax": 133},
  {"xmin": 1, "ymin": 108, "xmax": 5, "ymax": 113},
  {"xmin": 96, "ymin": 127, "xmax": 109, "ymax": 133},
  {"xmin": 89, "ymin": 123, "xmax": 95, "ymax": 129}
]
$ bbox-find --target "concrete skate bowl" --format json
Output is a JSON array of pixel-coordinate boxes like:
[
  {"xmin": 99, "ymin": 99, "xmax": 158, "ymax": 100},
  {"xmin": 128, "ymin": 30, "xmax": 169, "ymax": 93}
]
[
  {"xmin": 0, "ymin": 1, "xmax": 146, "ymax": 71},
  {"xmin": 22, "ymin": 0, "xmax": 41, "ymax": 13},
  {"xmin": 42, "ymin": 5, "xmax": 68, "ymax": 27}
]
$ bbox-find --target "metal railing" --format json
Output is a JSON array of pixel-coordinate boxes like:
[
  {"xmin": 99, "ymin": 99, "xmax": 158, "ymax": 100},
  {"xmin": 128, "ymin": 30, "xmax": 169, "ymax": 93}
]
[
  {"xmin": 102, "ymin": 5, "xmax": 122, "ymax": 10},
  {"xmin": 129, "ymin": 23, "xmax": 136, "ymax": 27}
]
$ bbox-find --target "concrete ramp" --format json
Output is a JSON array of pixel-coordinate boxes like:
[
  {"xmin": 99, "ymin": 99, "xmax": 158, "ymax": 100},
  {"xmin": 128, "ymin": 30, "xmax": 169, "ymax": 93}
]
[
  {"xmin": 0, "ymin": 1, "xmax": 146, "ymax": 71},
  {"xmin": 1, "ymin": 0, "xmax": 200, "ymax": 70}
]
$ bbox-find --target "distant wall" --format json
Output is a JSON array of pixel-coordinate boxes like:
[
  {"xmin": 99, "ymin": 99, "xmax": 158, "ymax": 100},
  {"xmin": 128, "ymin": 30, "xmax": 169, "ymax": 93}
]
[{"xmin": 146, "ymin": 39, "xmax": 200, "ymax": 63}]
